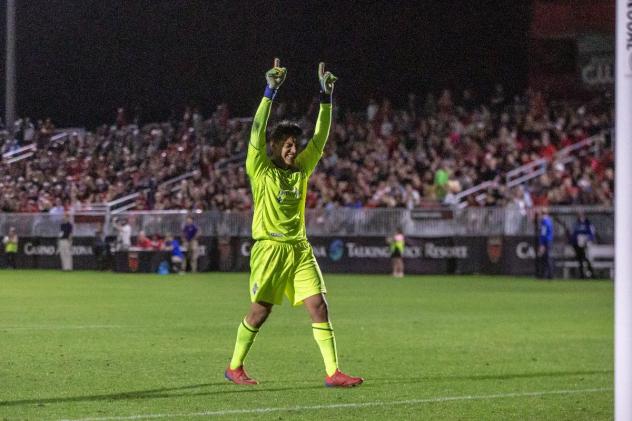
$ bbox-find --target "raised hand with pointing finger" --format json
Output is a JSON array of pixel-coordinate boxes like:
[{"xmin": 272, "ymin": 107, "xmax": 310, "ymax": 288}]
[
  {"xmin": 266, "ymin": 58, "xmax": 287, "ymax": 90},
  {"xmin": 318, "ymin": 62, "xmax": 338, "ymax": 96}
]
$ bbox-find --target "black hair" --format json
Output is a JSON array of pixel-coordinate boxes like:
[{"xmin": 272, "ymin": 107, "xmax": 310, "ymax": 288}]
[{"xmin": 270, "ymin": 121, "xmax": 302, "ymax": 144}]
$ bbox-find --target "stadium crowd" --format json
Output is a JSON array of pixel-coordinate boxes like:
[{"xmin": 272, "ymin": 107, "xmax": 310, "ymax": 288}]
[{"xmin": 0, "ymin": 87, "xmax": 613, "ymax": 213}]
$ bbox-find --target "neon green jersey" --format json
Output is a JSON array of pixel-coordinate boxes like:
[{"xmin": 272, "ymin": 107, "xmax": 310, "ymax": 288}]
[
  {"xmin": 4, "ymin": 236, "xmax": 18, "ymax": 253},
  {"xmin": 246, "ymin": 97, "xmax": 332, "ymax": 243},
  {"xmin": 390, "ymin": 233, "xmax": 405, "ymax": 253}
]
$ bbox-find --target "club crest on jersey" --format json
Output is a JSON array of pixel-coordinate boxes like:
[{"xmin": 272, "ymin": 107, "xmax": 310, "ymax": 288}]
[{"xmin": 276, "ymin": 187, "xmax": 299, "ymax": 203}]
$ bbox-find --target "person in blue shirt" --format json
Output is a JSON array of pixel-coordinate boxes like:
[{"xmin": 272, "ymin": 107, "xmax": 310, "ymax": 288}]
[
  {"xmin": 165, "ymin": 235, "xmax": 185, "ymax": 274},
  {"xmin": 537, "ymin": 209, "xmax": 554, "ymax": 279},
  {"xmin": 571, "ymin": 212, "xmax": 595, "ymax": 278}
]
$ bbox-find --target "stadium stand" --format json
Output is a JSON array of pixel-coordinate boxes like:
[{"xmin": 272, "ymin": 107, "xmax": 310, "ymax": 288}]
[{"xmin": 0, "ymin": 88, "xmax": 613, "ymax": 213}]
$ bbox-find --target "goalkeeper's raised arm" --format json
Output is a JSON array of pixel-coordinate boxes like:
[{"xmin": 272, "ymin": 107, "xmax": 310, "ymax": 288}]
[
  {"xmin": 246, "ymin": 58, "xmax": 287, "ymax": 178},
  {"xmin": 295, "ymin": 62, "xmax": 338, "ymax": 175}
]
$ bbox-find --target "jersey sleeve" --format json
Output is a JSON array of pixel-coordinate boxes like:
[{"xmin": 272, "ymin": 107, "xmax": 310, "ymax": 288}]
[
  {"xmin": 295, "ymin": 103, "xmax": 332, "ymax": 176},
  {"xmin": 246, "ymin": 97, "xmax": 273, "ymax": 178}
]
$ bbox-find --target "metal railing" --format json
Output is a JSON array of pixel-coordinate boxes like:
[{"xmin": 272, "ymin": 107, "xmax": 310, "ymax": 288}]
[
  {"xmin": 457, "ymin": 133, "xmax": 607, "ymax": 205},
  {"xmin": 100, "ymin": 153, "xmax": 246, "ymax": 214},
  {"xmin": 0, "ymin": 206, "xmax": 614, "ymax": 241},
  {"xmin": 1, "ymin": 128, "xmax": 86, "ymax": 165},
  {"xmin": 2, "ymin": 143, "xmax": 36, "ymax": 164},
  {"xmin": 506, "ymin": 158, "xmax": 548, "ymax": 188},
  {"xmin": 104, "ymin": 171, "xmax": 201, "ymax": 216},
  {"xmin": 453, "ymin": 180, "xmax": 496, "ymax": 208}
]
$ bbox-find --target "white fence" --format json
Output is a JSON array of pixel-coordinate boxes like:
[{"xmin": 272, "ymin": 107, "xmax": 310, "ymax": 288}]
[{"xmin": 0, "ymin": 206, "xmax": 614, "ymax": 240}]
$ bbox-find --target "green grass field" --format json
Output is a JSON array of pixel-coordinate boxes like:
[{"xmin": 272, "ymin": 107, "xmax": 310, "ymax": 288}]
[{"xmin": 0, "ymin": 270, "xmax": 613, "ymax": 420}]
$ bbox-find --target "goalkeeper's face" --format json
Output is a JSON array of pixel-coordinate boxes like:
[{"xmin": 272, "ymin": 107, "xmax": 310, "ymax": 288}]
[{"xmin": 271, "ymin": 137, "xmax": 297, "ymax": 168}]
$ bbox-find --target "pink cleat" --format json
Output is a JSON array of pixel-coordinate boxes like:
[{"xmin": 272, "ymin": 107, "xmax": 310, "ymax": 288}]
[
  {"xmin": 225, "ymin": 365, "xmax": 258, "ymax": 385},
  {"xmin": 325, "ymin": 369, "xmax": 364, "ymax": 388}
]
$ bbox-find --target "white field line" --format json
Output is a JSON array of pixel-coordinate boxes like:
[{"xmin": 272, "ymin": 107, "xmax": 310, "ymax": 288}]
[
  {"xmin": 1, "ymin": 322, "xmax": 243, "ymax": 332},
  {"xmin": 59, "ymin": 387, "xmax": 612, "ymax": 421},
  {"xmin": 1, "ymin": 325, "xmax": 122, "ymax": 331}
]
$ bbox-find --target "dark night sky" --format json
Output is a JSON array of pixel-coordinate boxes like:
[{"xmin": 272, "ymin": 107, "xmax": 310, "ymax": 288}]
[{"xmin": 1, "ymin": 1, "xmax": 532, "ymax": 128}]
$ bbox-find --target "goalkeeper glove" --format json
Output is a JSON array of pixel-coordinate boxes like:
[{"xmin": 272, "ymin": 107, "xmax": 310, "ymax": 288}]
[
  {"xmin": 264, "ymin": 57, "xmax": 287, "ymax": 100},
  {"xmin": 318, "ymin": 62, "xmax": 338, "ymax": 103}
]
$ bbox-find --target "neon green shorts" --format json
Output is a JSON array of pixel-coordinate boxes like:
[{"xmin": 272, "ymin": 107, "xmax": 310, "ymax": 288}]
[{"xmin": 249, "ymin": 239, "xmax": 326, "ymax": 306}]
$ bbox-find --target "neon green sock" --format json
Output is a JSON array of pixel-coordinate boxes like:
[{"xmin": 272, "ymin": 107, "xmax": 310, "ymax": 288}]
[
  {"xmin": 229, "ymin": 319, "xmax": 259, "ymax": 370},
  {"xmin": 312, "ymin": 322, "xmax": 339, "ymax": 376}
]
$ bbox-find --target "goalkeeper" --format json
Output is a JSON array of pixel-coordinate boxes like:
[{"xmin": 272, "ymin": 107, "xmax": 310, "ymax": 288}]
[{"xmin": 224, "ymin": 58, "xmax": 364, "ymax": 388}]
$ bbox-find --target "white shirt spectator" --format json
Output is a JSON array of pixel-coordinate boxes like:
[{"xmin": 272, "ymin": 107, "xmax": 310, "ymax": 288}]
[
  {"xmin": 367, "ymin": 100, "xmax": 379, "ymax": 122},
  {"xmin": 380, "ymin": 120, "xmax": 393, "ymax": 137},
  {"xmin": 404, "ymin": 187, "xmax": 421, "ymax": 210},
  {"xmin": 121, "ymin": 224, "xmax": 132, "ymax": 249},
  {"xmin": 114, "ymin": 221, "xmax": 132, "ymax": 250},
  {"xmin": 49, "ymin": 205, "xmax": 65, "ymax": 215}
]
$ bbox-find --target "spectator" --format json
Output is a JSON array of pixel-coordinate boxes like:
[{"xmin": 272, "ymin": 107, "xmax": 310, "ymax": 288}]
[
  {"xmin": 537, "ymin": 209, "xmax": 554, "ymax": 280},
  {"xmin": 387, "ymin": 227, "xmax": 405, "ymax": 278},
  {"xmin": 434, "ymin": 164, "xmax": 450, "ymax": 201},
  {"xmin": 151, "ymin": 234, "xmax": 165, "ymax": 251},
  {"xmin": 3, "ymin": 227, "xmax": 18, "ymax": 269},
  {"xmin": 403, "ymin": 183, "xmax": 421, "ymax": 209},
  {"xmin": 59, "ymin": 213, "xmax": 73, "ymax": 271},
  {"xmin": 136, "ymin": 230, "xmax": 153, "ymax": 249},
  {"xmin": 164, "ymin": 235, "xmax": 185, "ymax": 274},
  {"xmin": 93, "ymin": 226, "xmax": 109, "ymax": 271},
  {"xmin": 442, "ymin": 180, "xmax": 462, "ymax": 207},
  {"xmin": 113, "ymin": 218, "xmax": 132, "ymax": 251},
  {"xmin": 49, "ymin": 199, "xmax": 65, "ymax": 215},
  {"xmin": 182, "ymin": 216, "xmax": 200, "ymax": 273},
  {"xmin": 571, "ymin": 212, "xmax": 596, "ymax": 279}
]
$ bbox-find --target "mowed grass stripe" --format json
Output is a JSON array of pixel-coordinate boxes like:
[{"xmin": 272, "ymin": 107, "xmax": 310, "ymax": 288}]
[
  {"xmin": 1, "ymin": 325, "xmax": 123, "ymax": 330},
  {"xmin": 59, "ymin": 387, "xmax": 612, "ymax": 421}
]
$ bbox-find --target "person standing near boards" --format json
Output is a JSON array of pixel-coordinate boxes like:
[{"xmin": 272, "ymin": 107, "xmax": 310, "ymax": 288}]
[
  {"xmin": 388, "ymin": 227, "xmax": 405, "ymax": 278},
  {"xmin": 59, "ymin": 213, "xmax": 73, "ymax": 271}
]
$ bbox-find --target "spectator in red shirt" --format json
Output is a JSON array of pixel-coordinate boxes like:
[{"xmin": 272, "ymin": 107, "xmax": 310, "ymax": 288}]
[
  {"xmin": 151, "ymin": 234, "xmax": 165, "ymax": 251},
  {"xmin": 539, "ymin": 132, "xmax": 557, "ymax": 160},
  {"xmin": 136, "ymin": 231, "xmax": 153, "ymax": 249}
]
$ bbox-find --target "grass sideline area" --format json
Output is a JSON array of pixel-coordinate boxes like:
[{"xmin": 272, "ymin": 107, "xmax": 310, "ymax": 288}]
[{"xmin": 0, "ymin": 270, "xmax": 613, "ymax": 420}]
